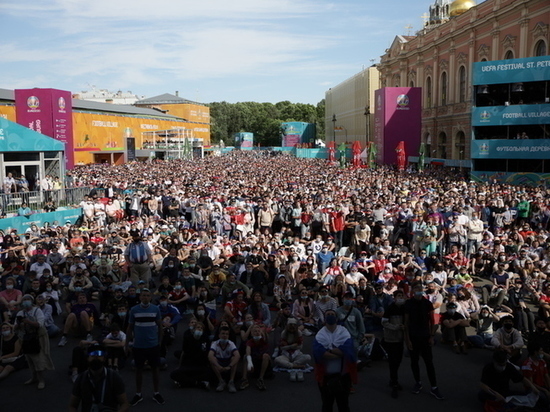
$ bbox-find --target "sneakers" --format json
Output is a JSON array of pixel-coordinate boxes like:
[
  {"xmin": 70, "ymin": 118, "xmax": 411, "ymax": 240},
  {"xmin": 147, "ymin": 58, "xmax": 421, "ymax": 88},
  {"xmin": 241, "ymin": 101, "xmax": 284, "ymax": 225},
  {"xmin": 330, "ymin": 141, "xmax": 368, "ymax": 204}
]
[
  {"xmin": 58, "ymin": 336, "xmax": 68, "ymax": 347},
  {"xmin": 303, "ymin": 329, "xmax": 313, "ymax": 337},
  {"xmin": 199, "ymin": 381, "xmax": 210, "ymax": 391},
  {"xmin": 290, "ymin": 371, "xmax": 297, "ymax": 382},
  {"xmin": 256, "ymin": 378, "xmax": 266, "ymax": 391},
  {"xmin": 296, "ymin": 371, "xmax": 304, "ymax": 382},
  {"xmin": 240, "ymin": 379, "xmax": 249, "ymax": 390},
  {"xmin": 228, "ymin": 380, "xmax": 237, "ymax": 393},
  {"xmin": 130, "ymin": 394, "xmax": 143, "ymax": 406},
  {"xmin": 153, "ymin": 393, "xmax": 165, "ymax": 405},
  {"xmin": 216, "ymin": 380, "xmax": 226, "ymax": 392},
  {"xmin": 430, "ymin": 387, "xmax": 445, "ymax": 400},
  {"xmin": 412, "ymin": 382, "xmax": 423, "ymax": 394}
]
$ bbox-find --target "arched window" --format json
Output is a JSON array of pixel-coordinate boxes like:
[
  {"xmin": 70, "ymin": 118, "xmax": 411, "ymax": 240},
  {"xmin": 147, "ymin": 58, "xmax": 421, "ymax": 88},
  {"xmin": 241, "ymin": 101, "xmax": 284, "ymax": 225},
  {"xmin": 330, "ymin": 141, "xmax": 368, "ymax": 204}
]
[
  {"xmin": 458, "ymin": 66, "xmax": 466, "ymax": 103},
  {"xmin": 438, "ymin": 132, "xmax": 447, "ymax": 159},
  {"xmin": 426, "ymin": 76, "xmax": 432, "ymax": 108},
  {"xmin": 504, "ymin": 50, "xmax": 514, "ymax": 60},
  {"xmin": 441, "ymin": 71, "xmax": 448, "ymax": 105},
  {"xmin": 410, "ymin": 81, "xmax": 414, "ymax": 88},
  {"xmin": 534, "ymin": 40, "xmax": 547, "ymax": 57}
]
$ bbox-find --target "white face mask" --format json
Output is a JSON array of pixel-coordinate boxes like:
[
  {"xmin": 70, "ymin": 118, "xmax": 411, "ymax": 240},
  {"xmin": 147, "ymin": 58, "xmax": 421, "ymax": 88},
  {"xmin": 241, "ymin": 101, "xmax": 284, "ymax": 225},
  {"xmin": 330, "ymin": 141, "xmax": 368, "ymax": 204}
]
[{"xmin": 2, "ymin": 330, "xmax": 11, "ymax": 337}]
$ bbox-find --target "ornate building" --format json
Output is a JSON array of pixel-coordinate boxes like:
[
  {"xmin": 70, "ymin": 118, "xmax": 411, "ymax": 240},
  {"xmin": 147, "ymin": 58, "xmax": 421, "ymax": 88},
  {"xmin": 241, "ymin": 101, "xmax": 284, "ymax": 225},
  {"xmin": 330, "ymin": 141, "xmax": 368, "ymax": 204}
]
[{"xmin": 377, "ymin": 0, "xmax": 549, "ymax": 166}]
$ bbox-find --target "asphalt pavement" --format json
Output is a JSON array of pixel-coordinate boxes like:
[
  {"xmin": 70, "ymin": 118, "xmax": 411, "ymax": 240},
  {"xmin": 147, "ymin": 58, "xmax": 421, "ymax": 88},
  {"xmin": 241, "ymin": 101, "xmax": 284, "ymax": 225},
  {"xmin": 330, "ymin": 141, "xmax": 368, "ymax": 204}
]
[{"xmin": 3, "ymin": 311, "xmax": 490, "ymax": 412}]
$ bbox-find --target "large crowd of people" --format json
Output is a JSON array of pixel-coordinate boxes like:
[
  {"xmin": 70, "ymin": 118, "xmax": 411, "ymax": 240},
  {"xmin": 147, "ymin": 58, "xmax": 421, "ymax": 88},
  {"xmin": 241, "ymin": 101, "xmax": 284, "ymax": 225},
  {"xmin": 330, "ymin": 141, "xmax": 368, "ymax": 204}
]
[{"xmin": 1, "ymin": 150, "xmax": 550, "ymax": 411}]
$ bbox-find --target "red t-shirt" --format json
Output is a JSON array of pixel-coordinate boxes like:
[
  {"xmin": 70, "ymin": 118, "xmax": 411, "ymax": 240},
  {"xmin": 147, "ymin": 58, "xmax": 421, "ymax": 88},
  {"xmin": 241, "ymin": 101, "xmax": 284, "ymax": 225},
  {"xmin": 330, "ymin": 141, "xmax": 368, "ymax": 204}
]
[{"xmin": 521, "ymin": 357, "xmax": 549, "ymax": 387}]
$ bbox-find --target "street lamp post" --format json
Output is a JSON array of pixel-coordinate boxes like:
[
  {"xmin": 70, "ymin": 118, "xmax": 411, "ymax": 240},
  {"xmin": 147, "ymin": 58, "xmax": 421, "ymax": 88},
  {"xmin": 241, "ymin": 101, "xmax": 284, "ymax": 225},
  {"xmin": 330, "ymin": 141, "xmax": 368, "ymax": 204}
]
[
  {"xmin": 332, "ymin": 114, "xmax": 336, "ymax": 144},
  {"xmin": 364, "ymin": 105, "xmax": 370, "ymax": 147}
]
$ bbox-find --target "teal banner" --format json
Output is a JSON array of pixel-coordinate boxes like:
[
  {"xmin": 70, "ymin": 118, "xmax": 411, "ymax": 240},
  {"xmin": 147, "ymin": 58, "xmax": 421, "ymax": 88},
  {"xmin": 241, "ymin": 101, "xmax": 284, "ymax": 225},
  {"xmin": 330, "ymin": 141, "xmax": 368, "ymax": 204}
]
[
  {"xmin": 0, "ymin": 208, "xmax": 82, "ymax": 233},
  {"xmin": 471, "ymin": 139, "xmax": 550, "ymax": 159},
  {"xmin": 473, "ymin": 56, "xmax": 550, "ymax": 85},
  {"xmin": 470, "ymin": 171, "xmax": 550, "ymax": 187},
  {"xmin": 472, "ymin": 104, "xmax": 550, "ymax": 126}
]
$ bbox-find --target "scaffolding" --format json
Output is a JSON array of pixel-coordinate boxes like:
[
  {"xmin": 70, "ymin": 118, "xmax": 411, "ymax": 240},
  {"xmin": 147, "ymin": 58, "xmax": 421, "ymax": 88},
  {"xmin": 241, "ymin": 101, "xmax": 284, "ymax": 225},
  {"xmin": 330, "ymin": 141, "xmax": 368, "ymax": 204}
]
[{"xmin": 140, "ymin": 128, "xmax": 198, "ymax": 160}]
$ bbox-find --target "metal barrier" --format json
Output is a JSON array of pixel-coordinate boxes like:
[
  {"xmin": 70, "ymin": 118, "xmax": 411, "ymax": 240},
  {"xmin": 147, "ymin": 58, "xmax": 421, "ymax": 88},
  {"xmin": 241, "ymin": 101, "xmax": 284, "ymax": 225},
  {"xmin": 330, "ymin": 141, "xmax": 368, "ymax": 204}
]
[{"xmin": 0, "ymin": 186, "xmax": 92, "ymax": 215}]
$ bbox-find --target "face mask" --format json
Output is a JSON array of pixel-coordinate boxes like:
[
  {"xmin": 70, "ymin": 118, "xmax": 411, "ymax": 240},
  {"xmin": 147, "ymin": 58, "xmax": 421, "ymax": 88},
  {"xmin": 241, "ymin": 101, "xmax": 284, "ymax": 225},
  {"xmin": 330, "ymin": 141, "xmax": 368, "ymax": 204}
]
[
  {"xmin": 301, "ymin": 295, "xmax": 308, "ymax": 300},
  {"xmin": 6, "ymin": 284, "xmax": 13, "ymax": 290},
  {"xmin": 201, "ymin": 292, "xmax": 208, "ymax": 297},
  {"xmin": 325, "ymin": 314, "xmax": 337, "ymax": 325},
  {"xmin": 480, "ymin": 312, "xmax": 489, "ymax": 318},
  {"xmin": 168, "ymin": 264, "xmax": 174, "ymax": 268},
  {"xmin": 427, "ymin": 289, "xmax": 435, "ymax": 295},
  {"xmin": 175, "ymin": 285, "xmax": 182, "ymax": 290},
  {"xmin": 160, "ymin": 301, "xmax": 168, "ymax": 307},
  {"xmin": 22, "ymin": 300, "xmax": 32, "ymax": 308},
  {"xmin": 253, "ymin": 335, "xmax": 262, "ymax": 341},
  {"xmin": 293, "ymin": 256, "xmax": 299, "ymax": 261},
  {"xmin": 447, "ymin": 309, "xmax": 456, "ymax": 315},
  {"xmin": 414, "ymin": 291, "xmax": 424, "ymax": 299},
  {"xmin": 140, "ymin": 302, "xmax": 150, "ymax": 308},
  {"xmin": 118, "ymin": 312, "xmax": 127, "ymax": 318},
  {"xmin": 189, "ymin": 325, "xmax": 195, "ymax": 331},
  {"xmin": 75, "ymin": 287, "xmax": 82, "ymax": 292},
  {"xmin": 494, "ymin": 364, "xmax": 506, "ymax": 373},
  {"xmin": 194, "ymin": 330, "xmax": 203, "ymax": 339},
  {"xmin": 89, "ymin": 359, "xmax": 104, "ymax": 371},
  {"xmin": 344, "ymin": 299, "xmax": 353, "ymax": 307},
  {"xmin": 396, "ymin": 298, "xmax": 405, "ymax": 306},
  {"xmin": 219, "ymin": 338, "xmax": 228, "ymax": 345},
  {"xmin": 504, "ymin": 323, "xmax": 513, "ymax": 331},
  {"xmin": 2, "ymin": 330, "xmax": 11, "ymax": 337}
]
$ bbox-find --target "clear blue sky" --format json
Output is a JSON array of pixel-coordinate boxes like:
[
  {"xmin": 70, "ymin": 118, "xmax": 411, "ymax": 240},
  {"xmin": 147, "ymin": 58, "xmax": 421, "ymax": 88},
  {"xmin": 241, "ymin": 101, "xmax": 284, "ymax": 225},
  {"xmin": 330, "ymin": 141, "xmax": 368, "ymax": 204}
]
[{"xmin": 1, "ymin": 0, "xmax": 435, "ymax": 105}]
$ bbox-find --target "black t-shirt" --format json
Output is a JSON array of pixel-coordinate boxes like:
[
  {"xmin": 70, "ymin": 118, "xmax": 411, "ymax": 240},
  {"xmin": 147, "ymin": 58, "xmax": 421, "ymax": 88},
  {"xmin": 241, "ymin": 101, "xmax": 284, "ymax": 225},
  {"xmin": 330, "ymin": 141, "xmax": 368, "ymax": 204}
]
[
  {"xmin": 300, "ymin": 278, "xmax": 319, "ymax": 291},
  {"xmin": 404, "ymin": 297, "xmax": 434, "ymax": 339},
  {"xmin": 480, "ymin": 363, "xmax": 523, "ymax": 396},
  {"xmin": 73, "ymin": 368, "xmax": 125, "ymax": 412}
]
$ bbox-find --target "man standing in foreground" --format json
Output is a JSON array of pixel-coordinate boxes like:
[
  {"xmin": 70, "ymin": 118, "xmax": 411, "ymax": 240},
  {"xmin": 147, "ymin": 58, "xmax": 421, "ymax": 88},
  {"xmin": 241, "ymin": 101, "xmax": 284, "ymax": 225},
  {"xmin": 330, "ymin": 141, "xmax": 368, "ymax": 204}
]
[
  {"xmin": 127, "ymin": 288, "xmax": 165, "ymax": 405},
  {"xmin": 404, "ymin": 282, "xmax": 444, "ymax": 400},
  {"xmin": 69, "ymin": 344, "xmax": 129, "ymax": 412},
  {"xmin": 313, "ymin": 309, "xmax": 357, "ymax": 412}
]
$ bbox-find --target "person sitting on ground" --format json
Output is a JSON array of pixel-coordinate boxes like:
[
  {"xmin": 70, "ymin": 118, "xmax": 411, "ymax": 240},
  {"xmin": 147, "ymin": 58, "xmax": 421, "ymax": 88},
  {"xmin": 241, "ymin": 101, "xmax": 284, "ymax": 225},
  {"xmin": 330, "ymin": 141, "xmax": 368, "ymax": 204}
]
[
  {"xmin": 58, "ymin": 293, "xmax": 99, "ymax": 347},
  {"xmin": 240, "ymin": 324, "xmax": 273, "ymax": 391},
  {"xmin": 440, "ymin": 302, "xmax": 469, "ymax": 354},
  {"xmin": 103, "ymin": 324, "xmax": 127, "ymax": 371},
  {"xmin": 0, "ymin": 322, "xmax": 26, "ymax": 381},
  {"xmin": 208, "ymin": 326, "xmax": 240, "ymax": 393},
  {"xmin": 468, "ymin": 305, "xmax": 500, "ymax": 349},
  {"xmin": 521, "ymin": 341, "xmax": 550, "ymax": 407},
  {"xmin": 491, "ymin": 315, "xmax": 524, "ymax": 364},
  {"xmin": 274, "ymin": 318, "xmax": 311, "ymax": 382},
  {"xmin": 170, "ymin": 321, "xmax": 211, "ymax": 390},
  {"xmin": 479, "ymin": 349, "xmax": 539, "ymax": 411}
]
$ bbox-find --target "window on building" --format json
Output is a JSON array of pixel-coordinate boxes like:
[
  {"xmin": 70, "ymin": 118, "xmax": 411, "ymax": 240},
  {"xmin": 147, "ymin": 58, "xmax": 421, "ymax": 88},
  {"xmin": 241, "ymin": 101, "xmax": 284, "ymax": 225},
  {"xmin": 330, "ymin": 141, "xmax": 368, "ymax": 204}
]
[
  {"xmin": 504, "ymin": 50, "xmax": 514, "ymax": 60},
  {"xmin": 458, "ymin": 66, "xmax": 466, "ymax": 103},
  {"xmin": 455, "ymin": 131, "xmax": 466, "ymax": 160},
  {"xmin": 441, "ymin": 72, "xmax": 448, "ymax": 105},
  {"xmin": 438, "ymin": 132, "xmax": 447, "ymax": 158},
  {"xmin": 426, "ymin": 77, "xmax": 432, "ymax": 108},
  {"xmin": 534, "ymin": 40, "xmax": 547, "ymax": 57},
  {"xmin": 410, "ymin": 81, "xmax": 414, "ymax": 88}
]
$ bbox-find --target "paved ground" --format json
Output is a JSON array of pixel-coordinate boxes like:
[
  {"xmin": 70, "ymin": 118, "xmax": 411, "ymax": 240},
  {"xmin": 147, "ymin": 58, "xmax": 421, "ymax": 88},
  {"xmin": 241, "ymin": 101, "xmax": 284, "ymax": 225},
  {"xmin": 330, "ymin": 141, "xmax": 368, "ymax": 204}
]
[{"xmin": 3, "ymin": 311, "xmax": 490, "ymax": 412}]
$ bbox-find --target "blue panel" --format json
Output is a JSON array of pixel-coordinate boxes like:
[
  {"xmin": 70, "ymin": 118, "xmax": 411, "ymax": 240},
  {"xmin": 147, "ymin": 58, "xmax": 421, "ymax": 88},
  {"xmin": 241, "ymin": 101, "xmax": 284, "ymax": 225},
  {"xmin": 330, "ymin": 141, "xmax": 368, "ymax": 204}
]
[
  {"xmin": 0, "ymin": 208, "xmax": 82, "ymax": 233},
  {"xmin": 0, "ymin": 118, "xmax": 65, "ymax": 151},
  {"xmin": 471, "ymin": 139, "xmax": 550, "ymax": 159},
  {"xmin": 473, "ymin": 56, "xmax": 550, "ymax": 85},
  {"xmin": 472, "ymin": 104, "xmax": 550, "ymax": 126}
]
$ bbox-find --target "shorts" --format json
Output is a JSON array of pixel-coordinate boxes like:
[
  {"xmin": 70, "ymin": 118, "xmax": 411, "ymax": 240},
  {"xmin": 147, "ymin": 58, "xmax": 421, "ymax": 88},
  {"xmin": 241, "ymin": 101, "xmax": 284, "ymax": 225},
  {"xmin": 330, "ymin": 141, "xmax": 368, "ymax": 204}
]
[{"xmin": 133, "ymin": 346, "xmax": 160, "ymax": 368}]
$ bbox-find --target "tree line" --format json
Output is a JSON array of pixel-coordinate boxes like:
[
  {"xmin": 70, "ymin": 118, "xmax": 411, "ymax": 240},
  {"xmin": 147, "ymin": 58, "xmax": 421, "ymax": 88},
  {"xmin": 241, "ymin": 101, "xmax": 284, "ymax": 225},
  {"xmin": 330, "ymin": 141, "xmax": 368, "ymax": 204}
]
[{"xmin": 208, "ymin": 100, "xmax": 325, "ymax": 147}]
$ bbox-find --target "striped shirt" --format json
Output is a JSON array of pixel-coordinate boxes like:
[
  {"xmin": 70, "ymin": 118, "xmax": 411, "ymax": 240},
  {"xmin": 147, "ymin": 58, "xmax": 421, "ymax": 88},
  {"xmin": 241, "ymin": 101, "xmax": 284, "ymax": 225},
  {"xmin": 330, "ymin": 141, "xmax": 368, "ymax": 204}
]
[
  {"xmin": 129, "ymin": 304, "xmax": 161, "ymax": 348},
  {"xmin": 124, "ymin": 241, "xmax": 151, "ymax": 264}
]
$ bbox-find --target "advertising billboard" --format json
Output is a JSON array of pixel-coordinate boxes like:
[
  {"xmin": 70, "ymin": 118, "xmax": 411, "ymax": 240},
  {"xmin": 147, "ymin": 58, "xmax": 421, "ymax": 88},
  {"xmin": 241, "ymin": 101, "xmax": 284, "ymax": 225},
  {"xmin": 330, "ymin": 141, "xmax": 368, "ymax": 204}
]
[
  {"xmin": 15, "ymin": 88, "xmax": 74, "ymax": 169},
  {"xmin": 234, "ymin": 132, "xmax": 254, "ymax": 149},
  {"xmin": 472, "ymin": 104, "xmax": 550, "ymax": 126},
  {"xmin": 374, "ymin": 87, "xmax": 421, "ymax": 165},
  {"xmin": 471, "ymin": 139, "xmax": 550, "ymax": 159},
  {"xmin": 281, "ymin": 122, "xmax": 314, "ymax": 147}
]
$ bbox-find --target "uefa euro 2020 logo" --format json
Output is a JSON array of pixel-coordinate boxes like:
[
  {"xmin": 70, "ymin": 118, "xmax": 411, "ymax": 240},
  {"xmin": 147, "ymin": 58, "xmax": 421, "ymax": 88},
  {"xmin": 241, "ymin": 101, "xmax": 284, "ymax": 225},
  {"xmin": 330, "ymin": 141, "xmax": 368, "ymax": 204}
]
[
  {"xmin": 27, "ymin": 96, "xmax": 39, "ymax": 109},
  {"xmin": 58, "ymin": 97, "xmax": 66, "ymax": 111},
  {"xmin": 480, "ymin": 143, "xmax": 489, "ymax": 153},
  {"xmin": 480, "ymin": 111, "xmax": 491, "ymax": 122},
  {"xmin": 397, "ymin": 94, "xmax": 409, "ymax": 107}
]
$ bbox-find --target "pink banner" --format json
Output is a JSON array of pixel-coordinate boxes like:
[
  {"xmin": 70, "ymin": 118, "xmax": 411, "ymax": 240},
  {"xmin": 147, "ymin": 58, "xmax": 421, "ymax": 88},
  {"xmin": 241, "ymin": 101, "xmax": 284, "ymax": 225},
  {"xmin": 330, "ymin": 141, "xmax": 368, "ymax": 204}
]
[{"xmin": 15, "ymin": 88, "xmax": 74, "ymax": 169}]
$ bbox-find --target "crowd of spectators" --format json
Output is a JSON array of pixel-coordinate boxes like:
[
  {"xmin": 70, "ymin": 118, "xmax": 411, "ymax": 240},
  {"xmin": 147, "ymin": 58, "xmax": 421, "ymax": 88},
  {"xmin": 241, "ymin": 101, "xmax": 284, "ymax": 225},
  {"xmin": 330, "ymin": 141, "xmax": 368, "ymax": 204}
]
[{"xmin": 1, "ymin": 151, "xmax": 550, "ymax": 410}]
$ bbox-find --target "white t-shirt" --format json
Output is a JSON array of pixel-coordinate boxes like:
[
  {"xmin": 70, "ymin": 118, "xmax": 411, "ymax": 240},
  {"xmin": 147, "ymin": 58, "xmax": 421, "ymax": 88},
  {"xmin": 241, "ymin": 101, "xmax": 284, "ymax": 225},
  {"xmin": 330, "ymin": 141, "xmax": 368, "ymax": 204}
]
[{"xmin": 210, "ymin": 339, "xmax": 237, "ymax": 362}]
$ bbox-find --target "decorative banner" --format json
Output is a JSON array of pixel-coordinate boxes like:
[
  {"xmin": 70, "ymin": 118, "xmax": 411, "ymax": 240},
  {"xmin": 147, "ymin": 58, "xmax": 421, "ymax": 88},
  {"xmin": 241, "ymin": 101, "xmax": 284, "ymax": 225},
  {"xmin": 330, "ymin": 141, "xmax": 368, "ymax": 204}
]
[
  {"xmin": 471, "ymin": 139, "xmax": 550, "ymax": 159},
  {"xmin": 472, "ymin": 104, "xmax": 550, "ymax": 126},
  {"xmin": 15, "ymin": 88, "xmax": 74, "ymax": 169},
  {"xmin": 473, "ymin": 56, "xmax": 550, "ymax": 85},
  {"xmin": 234, "ymin": 132, "xmax": 254, "ymax": 149},
  {"xmin": 126, "ymin": 137, "xmax": 136, "ymax": 161},
  {"xmin": 0, "ymin": 208, "xmax": 82, "ymax": 233},
  {"xmin": 281, "ymin": 122, "xmax": 315, "ymax": 147}
]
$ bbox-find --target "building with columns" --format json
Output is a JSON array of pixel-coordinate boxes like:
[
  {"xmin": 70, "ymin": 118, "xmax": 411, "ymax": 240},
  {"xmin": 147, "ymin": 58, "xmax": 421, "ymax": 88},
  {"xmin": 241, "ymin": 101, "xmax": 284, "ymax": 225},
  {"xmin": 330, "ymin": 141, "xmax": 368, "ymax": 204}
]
[{"xmin": 377, "ymin": 0, "xmax": 549, "ymax": 167}]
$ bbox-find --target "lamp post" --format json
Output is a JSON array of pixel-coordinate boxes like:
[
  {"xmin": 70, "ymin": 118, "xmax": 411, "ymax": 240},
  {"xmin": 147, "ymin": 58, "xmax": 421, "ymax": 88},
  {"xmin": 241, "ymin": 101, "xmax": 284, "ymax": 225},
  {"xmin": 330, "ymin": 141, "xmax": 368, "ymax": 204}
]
[
  {"xmin": 364, "ymin": 105, "xmax": 370, "ymax": 146},
  {"xmin": 332, "ymin": 114, "xmax": 336, "ymax": 144}
]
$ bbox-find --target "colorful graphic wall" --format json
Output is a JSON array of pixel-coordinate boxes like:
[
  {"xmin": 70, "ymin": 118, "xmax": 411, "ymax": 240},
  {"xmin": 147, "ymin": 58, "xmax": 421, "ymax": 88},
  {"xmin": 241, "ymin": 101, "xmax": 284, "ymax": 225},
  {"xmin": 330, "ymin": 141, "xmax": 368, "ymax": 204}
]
[
  {"xmin": 15, "ymin": 89, "xmax": 74, "ymax": 168},
  {"xmin": 373, "ymin": 87, "xmax": 421, "ymax": 165},
  {"xmin": 281, "ymin": 122, "xmax": 315, "ymax": 147},
  {"xmin": 234, "ymin": 132, "xmax": 254, "ymax": 149}
]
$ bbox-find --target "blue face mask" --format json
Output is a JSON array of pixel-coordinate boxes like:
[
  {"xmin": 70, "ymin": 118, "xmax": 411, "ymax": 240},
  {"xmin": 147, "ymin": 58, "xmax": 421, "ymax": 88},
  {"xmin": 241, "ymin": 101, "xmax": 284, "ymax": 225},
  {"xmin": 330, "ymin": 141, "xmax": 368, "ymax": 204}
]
[
  {"xmin": 194, "ymin": 330, "xmax": 203, "ymax": 339},
  {"xmin": 344, "ymin": 299, "xmax": 354, "ymax": 307},
  {"xmin": 22, "ymin": 300, "xmax": 32, "ymax": 309},
  {"xmin": 325, "ymin": 314, "xmax": 337, "ymax": 325},
  {"xmin": 219, "ymin": 338, "xmax": 228, "ymax": 345}
]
